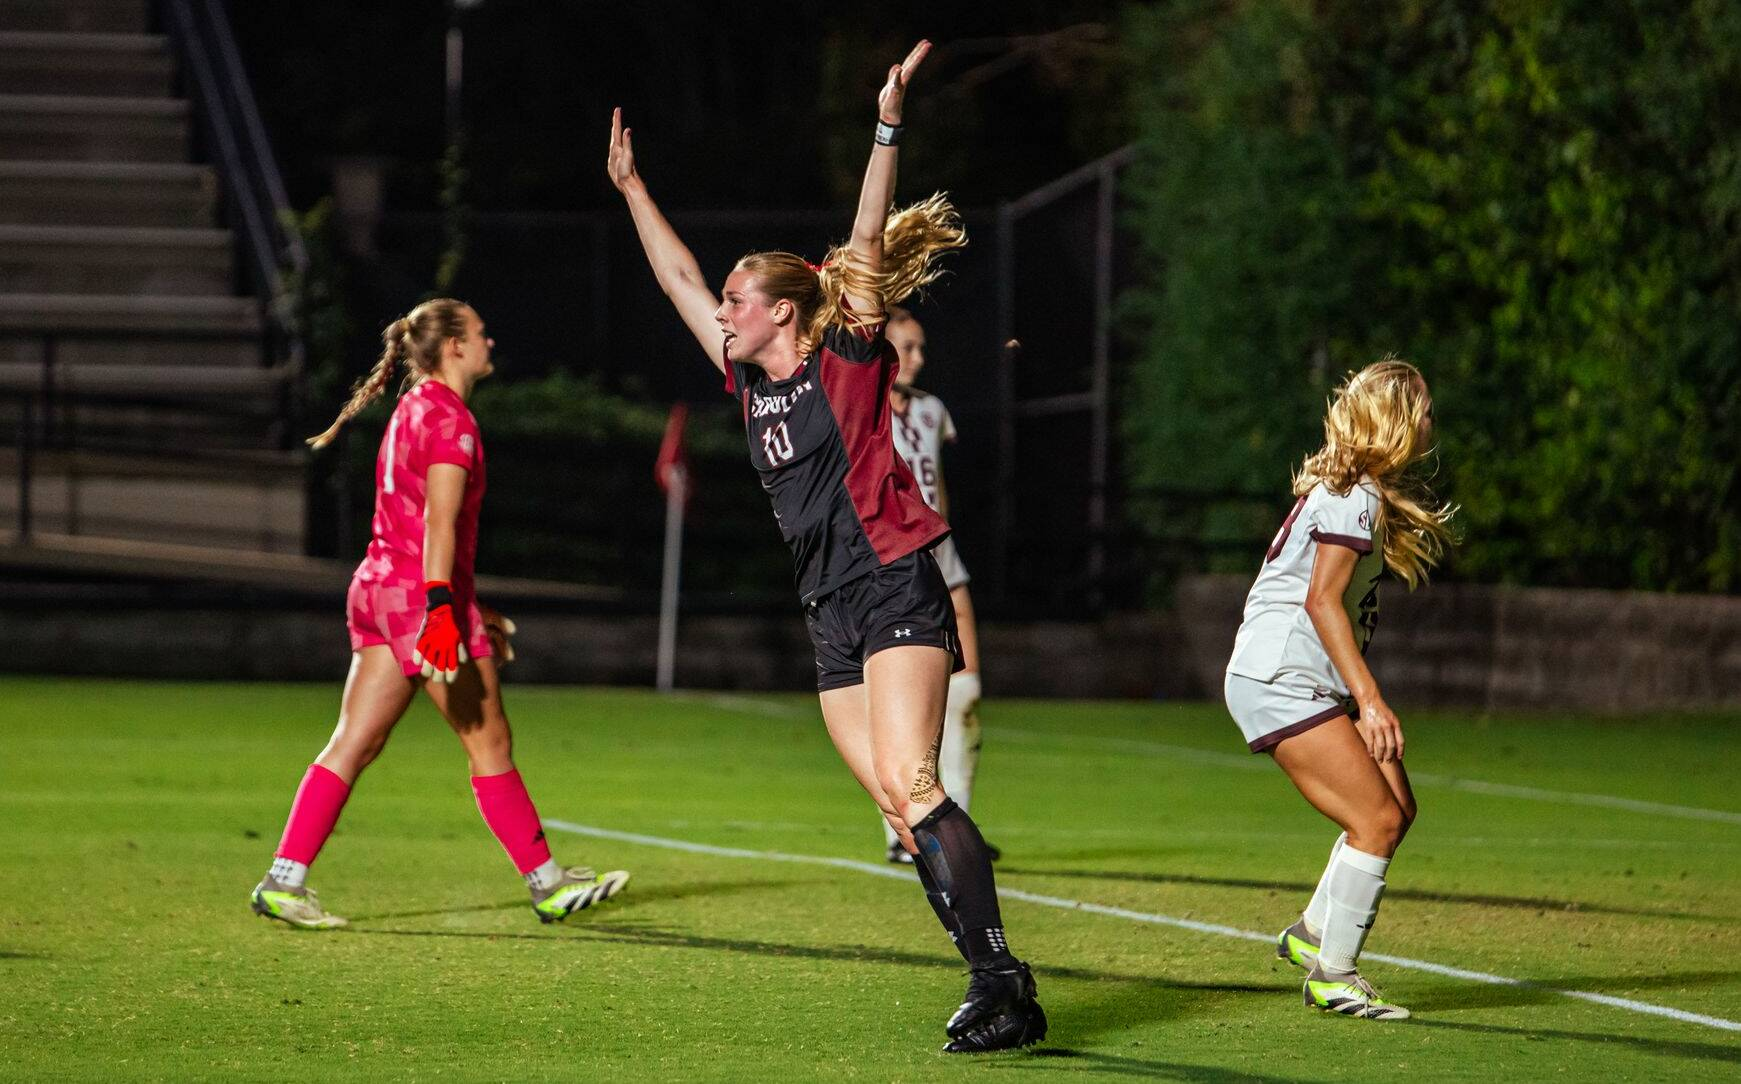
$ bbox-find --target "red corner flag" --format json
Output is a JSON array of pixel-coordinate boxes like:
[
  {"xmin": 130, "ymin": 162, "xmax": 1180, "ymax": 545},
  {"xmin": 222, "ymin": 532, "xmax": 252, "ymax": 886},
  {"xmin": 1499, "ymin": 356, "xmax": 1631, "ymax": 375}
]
[{"xmin": 655, "ymin": 402, "xmax": 689, "ymax": 496}]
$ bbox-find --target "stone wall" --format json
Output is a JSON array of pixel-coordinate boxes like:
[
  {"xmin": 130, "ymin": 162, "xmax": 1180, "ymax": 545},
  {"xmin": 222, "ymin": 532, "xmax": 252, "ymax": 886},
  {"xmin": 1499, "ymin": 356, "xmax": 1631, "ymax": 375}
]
[
  {"xmin": 1174, "ymin": 575, "xmax": 1741, "ymax": 713},
  {"xmin": 11, "ymin": 576, "xmax": 1741, "ymax": 712}
]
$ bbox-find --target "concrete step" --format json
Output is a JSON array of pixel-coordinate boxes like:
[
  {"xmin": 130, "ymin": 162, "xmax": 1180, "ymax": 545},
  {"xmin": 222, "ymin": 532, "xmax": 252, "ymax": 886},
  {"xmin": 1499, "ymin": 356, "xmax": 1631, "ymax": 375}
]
[
  {"xmin": 0, "ymin": 292, "xmax": 261, "ymax": 335},
  {"xmin": 0, "ymin": 336, "xmax": 264, "ymax": 369},
  {"xmin": 0, "ymin": 224, "xmax": 233, "ymax": 294},
  {"xmin": 0, "ymin": 33, "xmax": 175, "ymax": 97},
  {"xmin": 0, "ymin": 0, "xmax": 149, "ymax": 34},
  {"xmin": 0, "ymin": 360, "xmax": 286, "ymax": 397},
  {"xmin": 0, "ymin": 449, "xmax": 306, "ymax": 555},
  {"xmin": 0, "ymin": 161, "xmax": 216, "ymax": 227},
  {"xmin": 0, "ymin": 94, "xmax": 188, "ymax": 161},
  {"xmin": 0, "ymin": 363, "xmax": 293, "ymax": 450}
]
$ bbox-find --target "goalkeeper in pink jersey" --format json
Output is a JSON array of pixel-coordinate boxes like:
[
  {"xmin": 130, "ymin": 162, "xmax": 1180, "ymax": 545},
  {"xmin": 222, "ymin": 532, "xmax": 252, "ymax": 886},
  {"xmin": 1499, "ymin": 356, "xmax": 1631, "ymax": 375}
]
[{"xmin": 250, "ymin": 298, "xmax": 629, "ymax": 929}]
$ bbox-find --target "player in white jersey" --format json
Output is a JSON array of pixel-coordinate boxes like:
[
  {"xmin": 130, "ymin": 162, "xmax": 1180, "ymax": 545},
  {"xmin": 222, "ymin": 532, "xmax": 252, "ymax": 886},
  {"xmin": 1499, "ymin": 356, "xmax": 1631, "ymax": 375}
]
[
  {"xmin": 880, "ymin": 306, "xmax": 994, "ymax": 865},
  {"xmin": 1224, "ymin": 358, "xmax": 1454, "ymax": 1022}
]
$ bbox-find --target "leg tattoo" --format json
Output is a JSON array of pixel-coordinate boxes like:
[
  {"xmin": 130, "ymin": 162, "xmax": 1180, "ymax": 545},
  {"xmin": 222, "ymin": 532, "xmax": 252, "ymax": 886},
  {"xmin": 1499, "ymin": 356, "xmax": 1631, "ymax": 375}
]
[{"xmin": 910, "ymin": 727, "xmax": 943, "ymax": 804}]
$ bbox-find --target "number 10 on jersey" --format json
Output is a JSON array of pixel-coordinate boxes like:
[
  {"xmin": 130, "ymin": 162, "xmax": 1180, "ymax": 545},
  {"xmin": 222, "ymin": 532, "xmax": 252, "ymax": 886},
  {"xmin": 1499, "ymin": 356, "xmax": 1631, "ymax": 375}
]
[{"xmin": 762, "ymin": 422, "xmax": 795, "ymax": 464}]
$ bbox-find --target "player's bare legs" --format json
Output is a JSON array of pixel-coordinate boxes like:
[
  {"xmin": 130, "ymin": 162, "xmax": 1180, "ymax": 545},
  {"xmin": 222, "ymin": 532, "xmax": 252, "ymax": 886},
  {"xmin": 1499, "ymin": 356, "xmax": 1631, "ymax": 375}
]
[
  {"xmin": 422, "ymin": 653, "xmax": 514, "ymax": 776},
  {"xmin": 253, "ymin": 646, "xmax": 413, "ymax": 928},
  {"xmin": 426, "ymin": 654, "xmax": 629, "ymax": 920},
  {"xmin": 1270, "ymin": 717, "xmax": 1413, "ymax": 1019},
  {"xmin": 821, "ymin": 684, "xmax": 913, "ymax": 850},
  {"xmin": 1270, "ymin": 717, "xmax": 1409, "ymax": 857},
  {"xmin": 864, "ymin": 645, "xmax": 952, "ymax": 827},
  {"xmin": 315, "ymin": 646, "xmax": 418, "ymax": 782}
]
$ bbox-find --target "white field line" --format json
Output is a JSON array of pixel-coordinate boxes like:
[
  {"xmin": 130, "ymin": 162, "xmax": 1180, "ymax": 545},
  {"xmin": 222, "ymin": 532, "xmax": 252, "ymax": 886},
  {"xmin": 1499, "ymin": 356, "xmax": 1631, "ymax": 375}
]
[
  {"xmin": 687, "ymin": 693, "xmax": 1741, "ymax": 826},
  {"xmin": 993, "ymin": 728, "xmax": 1741, "ymax": 827},
  {"xmin": 546, "ymin": 819, "xmax": 1741, "ymax": 1035}
]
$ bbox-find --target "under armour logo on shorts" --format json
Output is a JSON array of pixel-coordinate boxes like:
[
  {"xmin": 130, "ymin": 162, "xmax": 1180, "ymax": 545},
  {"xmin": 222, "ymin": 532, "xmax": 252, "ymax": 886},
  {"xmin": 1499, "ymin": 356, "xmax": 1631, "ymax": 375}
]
[{"xmin": 894, "ymin": 628, "xmax": 913, "ymax": 638}]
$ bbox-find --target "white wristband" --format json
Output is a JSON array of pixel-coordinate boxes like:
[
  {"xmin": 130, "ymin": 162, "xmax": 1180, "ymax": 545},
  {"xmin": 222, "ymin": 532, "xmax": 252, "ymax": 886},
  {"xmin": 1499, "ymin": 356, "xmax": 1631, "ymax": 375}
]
[{"xmin": 875, "ymin": 120, "xmax": 904, "ymax": 146}]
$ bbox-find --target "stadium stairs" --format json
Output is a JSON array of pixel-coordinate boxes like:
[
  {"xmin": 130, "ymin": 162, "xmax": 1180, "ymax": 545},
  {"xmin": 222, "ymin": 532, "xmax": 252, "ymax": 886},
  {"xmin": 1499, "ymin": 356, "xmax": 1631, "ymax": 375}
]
[{"xmin": 0, "ymin": 0, "xmax": 306, "ymax": 557}]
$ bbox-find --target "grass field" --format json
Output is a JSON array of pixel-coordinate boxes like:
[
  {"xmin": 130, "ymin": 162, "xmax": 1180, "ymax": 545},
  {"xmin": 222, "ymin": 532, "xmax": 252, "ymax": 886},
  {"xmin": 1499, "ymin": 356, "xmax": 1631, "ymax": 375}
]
[{"xmin": 3, "ymin": 676, "xmax": 1739, "ymax": 1081}]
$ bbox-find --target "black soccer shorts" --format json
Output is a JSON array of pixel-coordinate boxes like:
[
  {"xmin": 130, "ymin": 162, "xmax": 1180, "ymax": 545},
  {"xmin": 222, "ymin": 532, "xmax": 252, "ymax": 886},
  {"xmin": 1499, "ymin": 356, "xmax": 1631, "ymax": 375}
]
[{"xmin": 804, "ymin": 549, "xmax": 964, "ymax": 692}]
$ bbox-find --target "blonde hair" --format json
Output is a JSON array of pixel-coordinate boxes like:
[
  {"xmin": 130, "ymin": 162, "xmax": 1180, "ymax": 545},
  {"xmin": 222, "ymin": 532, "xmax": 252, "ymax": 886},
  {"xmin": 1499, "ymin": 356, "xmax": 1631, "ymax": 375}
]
[
  {"xmin": 1293, "ymin": 357, "xmax": 1456, "ymax": 588},
  {"xmin": 735, "ymin": 193, "xmax": 965, "ymax": 355},
  {"xmin": 307, "ymin": 298, "xmax": 471, "ymax": 449}
]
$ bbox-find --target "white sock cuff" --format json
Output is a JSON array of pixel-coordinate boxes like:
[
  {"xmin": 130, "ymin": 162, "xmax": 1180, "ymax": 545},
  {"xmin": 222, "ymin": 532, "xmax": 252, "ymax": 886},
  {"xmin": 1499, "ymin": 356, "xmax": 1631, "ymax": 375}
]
[
  {"xmin": 1336, "ymin": 844, "xmax": 1390, "ymax": 878},
  {"xmin": 947, "ymin": 671, "xmax": 982, "ymax": 713}
]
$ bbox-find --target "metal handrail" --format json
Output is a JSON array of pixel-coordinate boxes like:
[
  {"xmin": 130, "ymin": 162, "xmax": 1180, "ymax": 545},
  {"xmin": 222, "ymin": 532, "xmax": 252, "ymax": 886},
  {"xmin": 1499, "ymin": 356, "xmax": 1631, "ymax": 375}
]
[{"xmin": 157, "ymin": 0, "xmax": 307, "ymax": 370}]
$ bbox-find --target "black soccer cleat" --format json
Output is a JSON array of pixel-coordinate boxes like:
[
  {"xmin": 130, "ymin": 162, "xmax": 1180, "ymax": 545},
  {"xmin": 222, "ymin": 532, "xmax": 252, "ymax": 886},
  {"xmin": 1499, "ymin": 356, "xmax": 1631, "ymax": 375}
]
[
  {"xmin": 946, "ymin": 960, "xmax": 1037, "ymax": 1039},
  {"xmin": 942, "ymin": 997, "xmax": 1047, "ymax": 1054}
]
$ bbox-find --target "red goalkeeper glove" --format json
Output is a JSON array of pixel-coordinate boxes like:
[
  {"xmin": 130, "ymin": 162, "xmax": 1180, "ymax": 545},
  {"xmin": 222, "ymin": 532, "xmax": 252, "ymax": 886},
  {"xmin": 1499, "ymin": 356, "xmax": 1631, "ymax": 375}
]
[{"xmin": 413, "ymin": 581, "xmax": 468, "ymax": 683}]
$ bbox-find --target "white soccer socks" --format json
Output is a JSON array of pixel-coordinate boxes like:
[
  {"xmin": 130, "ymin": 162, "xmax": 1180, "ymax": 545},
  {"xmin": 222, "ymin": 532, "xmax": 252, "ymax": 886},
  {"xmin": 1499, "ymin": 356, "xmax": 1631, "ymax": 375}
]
[
  {"xmin": 939, "ymin": 671, "xmax": 983, "ymax": 810},
  {"xmin": 524, "ymin": 857, "xmax": 565, "ymax": 893},
  {"xmin": 268, "ymin": 856, "xmax": 309, "ymax": 889},
  {"xmin": 1300, "ymin": 832, "xmax": 1348, "ymax": 938},
  {"xmin": 1317, "ymin": 843, "xmax": 1390, "ymax": 973}
]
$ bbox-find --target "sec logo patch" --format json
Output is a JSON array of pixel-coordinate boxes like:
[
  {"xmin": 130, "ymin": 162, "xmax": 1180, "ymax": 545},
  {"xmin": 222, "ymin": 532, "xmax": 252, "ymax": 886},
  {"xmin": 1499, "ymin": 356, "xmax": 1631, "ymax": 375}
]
[
  {"xmin": 459, "ymin": 434, "xmax": 475, "ymax": 456},
  {"xmin": 1358, "ymin": 510, "xmax": 1372, "ymax": 531}
]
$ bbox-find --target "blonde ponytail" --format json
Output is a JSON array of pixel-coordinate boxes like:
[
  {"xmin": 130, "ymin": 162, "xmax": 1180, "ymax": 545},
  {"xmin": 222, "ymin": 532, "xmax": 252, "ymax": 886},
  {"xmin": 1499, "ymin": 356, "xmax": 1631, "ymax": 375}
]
[
  {"xmin": 735, "ymin": 193, "xmax": 967, "ymax": 355},
  {"xmin": 306, "ymin": 299, "xmax": 470, "ymax": 449}
]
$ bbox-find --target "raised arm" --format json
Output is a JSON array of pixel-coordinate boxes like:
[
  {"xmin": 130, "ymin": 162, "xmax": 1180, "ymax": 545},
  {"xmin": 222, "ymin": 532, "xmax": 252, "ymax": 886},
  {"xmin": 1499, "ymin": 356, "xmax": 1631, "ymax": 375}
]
[
  {"xmin": 843, "ymin": 40, "xmax": 931, "ymax": 314},
  {"xmin": 607, "ymin": 108, "xmax": 726, "ymax": 373}
]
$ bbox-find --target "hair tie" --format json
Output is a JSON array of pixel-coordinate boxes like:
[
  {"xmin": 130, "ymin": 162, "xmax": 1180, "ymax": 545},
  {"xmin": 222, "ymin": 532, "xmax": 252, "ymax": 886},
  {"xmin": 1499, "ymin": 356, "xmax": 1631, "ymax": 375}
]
[{"xmin": 804, "ymin": 260, "xmax": 833, "ymax": 274}]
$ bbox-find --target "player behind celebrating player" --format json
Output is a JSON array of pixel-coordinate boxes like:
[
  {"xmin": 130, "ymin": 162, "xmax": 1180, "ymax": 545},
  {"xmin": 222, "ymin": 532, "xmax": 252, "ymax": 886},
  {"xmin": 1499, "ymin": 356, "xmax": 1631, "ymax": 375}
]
[
  {"xmin": 249, "ymin": 299, "xmax": 629, "ymax": 929},
  {"xmin": 1224, "ymin": 358, "xmax": 1453, "ymax": 1020},
  {"xmin": 879, "ymin": 306, "xmax": 993, "ymax": 866},
  {"xmin": 607, "ymin": 42, "xmax": 1044, "ymax": 1054}
]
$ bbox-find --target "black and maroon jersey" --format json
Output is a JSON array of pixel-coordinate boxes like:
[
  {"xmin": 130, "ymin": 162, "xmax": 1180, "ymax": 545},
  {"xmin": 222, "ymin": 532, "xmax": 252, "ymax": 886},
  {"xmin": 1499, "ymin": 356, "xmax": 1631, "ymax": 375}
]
[{"xmin": 725, "ymin": 322, "xmax": 949, "ymax": 604}]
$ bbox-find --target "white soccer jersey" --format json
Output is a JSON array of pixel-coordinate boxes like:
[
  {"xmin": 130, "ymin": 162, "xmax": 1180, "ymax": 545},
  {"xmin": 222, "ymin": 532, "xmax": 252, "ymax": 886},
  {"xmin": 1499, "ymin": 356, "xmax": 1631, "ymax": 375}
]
[
  {"xmin": 890, "ymin": 390, "xmax": 956, "ymax": 513},
  {"xmin": 1226, "ymin": 479, "xmax": 1385, "ymax": 692}
]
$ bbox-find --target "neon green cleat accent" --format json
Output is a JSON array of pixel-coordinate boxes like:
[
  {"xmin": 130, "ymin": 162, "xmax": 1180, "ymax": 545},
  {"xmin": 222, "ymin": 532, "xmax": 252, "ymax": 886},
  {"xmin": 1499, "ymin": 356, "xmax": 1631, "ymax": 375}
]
[
  {"xmin": 1303, "ymin": 966, "xmax": 1411, "ymax": 1020},
  {"xmin": 1275, "ymin": 919, "xmax": 1320, "ymax": 970},
  {"xmin": 531, "ymin": 867, "xmax": 631, "ymax": 923},
  {"xmin": 251, "ymin": 879, "xmax": 348, "ymax": 930}
]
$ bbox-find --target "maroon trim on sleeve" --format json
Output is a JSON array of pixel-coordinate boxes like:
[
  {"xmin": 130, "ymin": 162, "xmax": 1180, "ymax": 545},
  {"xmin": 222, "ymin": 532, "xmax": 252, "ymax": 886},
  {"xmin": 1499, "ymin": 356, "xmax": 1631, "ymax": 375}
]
[
  {"xmin": 817, "ymin": 342, "xmax": 948, "ymax": 564},
  {"xmin": 1309, "ymin": 528, "xmax": 1374, "ymax": 555},
  {"xmin": 1248, "ymin": 703, "xmax": 1349, "ymax": 753}
]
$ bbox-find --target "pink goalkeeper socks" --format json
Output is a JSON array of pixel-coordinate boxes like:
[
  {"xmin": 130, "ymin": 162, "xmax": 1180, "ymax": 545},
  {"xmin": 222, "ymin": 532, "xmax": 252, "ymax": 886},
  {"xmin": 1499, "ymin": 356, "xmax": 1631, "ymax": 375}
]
[
  {"xmin": 274, "ymin": 764, "xmax": 352, "ymax": 866},
  {"xmin": 471, "ymin": 769, "xmax": 553, "ymax": 875}
]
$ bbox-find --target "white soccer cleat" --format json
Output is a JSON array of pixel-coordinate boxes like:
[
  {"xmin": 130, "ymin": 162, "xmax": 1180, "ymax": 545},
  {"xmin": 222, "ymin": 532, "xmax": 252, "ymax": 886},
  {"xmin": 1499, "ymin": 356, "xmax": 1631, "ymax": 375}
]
[
  {"xmin": 531, "ymin": 867, "xmax": 631, "ymax": 923},
  {"xmin": 1303, "ymin": 965, "xmax": 1411, "ymax": 1020},
  {"xmin": 251, "ymin": 878, "xmax": 348, "ymax": 930}
]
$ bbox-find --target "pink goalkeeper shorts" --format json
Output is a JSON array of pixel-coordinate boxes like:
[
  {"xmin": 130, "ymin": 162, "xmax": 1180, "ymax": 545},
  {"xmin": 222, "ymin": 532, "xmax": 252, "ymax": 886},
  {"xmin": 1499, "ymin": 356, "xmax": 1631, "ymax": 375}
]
[{"xmin": 346, "ymin": 575, "xmax": 492, "ymax": 677}]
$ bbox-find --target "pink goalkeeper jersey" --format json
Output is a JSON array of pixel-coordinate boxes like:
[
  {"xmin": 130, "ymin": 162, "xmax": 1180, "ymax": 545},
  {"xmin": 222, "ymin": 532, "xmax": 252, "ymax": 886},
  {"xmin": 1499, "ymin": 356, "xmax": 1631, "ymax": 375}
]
[{"xmin": 353, "ymin": 379, "xmax": 486, "ymax": 599}]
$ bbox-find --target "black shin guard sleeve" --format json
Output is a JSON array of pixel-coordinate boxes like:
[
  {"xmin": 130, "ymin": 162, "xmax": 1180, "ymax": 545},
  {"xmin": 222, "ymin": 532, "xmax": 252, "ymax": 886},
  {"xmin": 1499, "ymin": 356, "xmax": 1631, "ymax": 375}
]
[
  {"xmin": 910, "ymin": 846, "xmax": 970, "ymax": 962},
  {"xmin": 912, "ymin": 799, "xmax": 1012, "ymax": 964}
]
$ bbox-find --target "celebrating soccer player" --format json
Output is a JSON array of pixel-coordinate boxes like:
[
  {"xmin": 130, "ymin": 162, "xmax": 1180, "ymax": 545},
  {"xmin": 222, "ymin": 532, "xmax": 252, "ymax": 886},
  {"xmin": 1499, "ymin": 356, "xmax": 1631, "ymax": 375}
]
[
  {"xmin": 607, "ymin": 41, "xmax": 1045, "ymax": 1054},
  {"xmin": 1223, "ymin": 359, "xmax": 1454, "ymax": 1020},
  {"xmin": 250, "ymin": 299, "xmax": 630, "ymax": 929},
  {"xmin": 879, "ymin": 307, "xmax": 995, "ymax": 867}
]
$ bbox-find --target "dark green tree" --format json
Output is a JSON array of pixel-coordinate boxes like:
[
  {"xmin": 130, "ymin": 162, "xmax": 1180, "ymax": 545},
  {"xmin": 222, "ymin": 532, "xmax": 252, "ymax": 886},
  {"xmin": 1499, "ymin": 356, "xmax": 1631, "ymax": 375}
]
[{"xmin": 1123, "ymin": 0, "xmax": 1741, "ymax": 591}]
